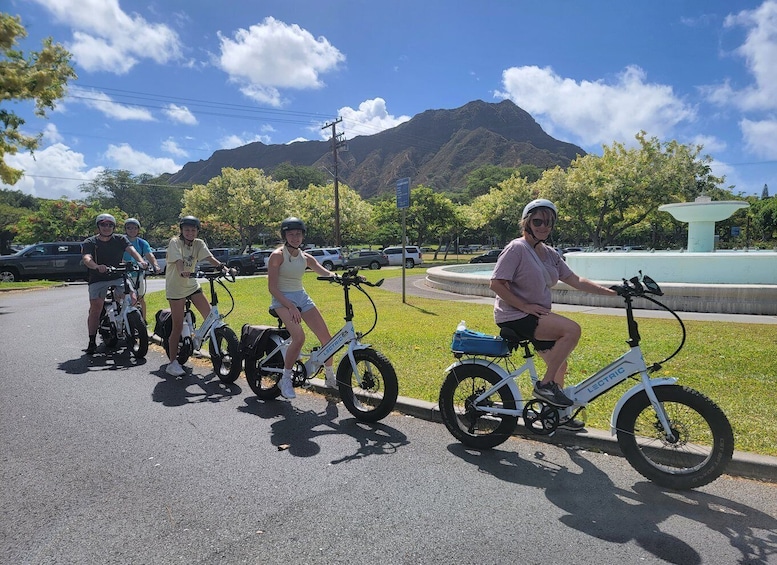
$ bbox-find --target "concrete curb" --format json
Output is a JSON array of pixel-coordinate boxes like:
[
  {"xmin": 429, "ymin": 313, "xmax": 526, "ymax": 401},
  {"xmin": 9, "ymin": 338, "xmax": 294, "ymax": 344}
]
[
  {"xmin": 151, "ymin": 332, "xmax": 777, "ymax": 485},
  {"xmin": 308, "ymin": 379, "xmax": 777, "ymax": 485}
]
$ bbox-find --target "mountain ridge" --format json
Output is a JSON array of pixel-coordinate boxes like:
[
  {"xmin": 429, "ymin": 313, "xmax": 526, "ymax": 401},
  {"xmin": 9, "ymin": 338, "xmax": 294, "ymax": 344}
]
[{"xmin": 167, "ymin": 99, "xmax": 586, "ymax": 197}]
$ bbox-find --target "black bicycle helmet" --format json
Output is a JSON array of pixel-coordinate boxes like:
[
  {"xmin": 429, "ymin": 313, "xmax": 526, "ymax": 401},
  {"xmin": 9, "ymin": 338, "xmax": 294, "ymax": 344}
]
[
  {"xmin": 280, "ymin": 217, "xmax": 306, "ymax": 236},
  {"xmin": 179, "ymin": 215, "xmax": 201, "ymax": 229}
]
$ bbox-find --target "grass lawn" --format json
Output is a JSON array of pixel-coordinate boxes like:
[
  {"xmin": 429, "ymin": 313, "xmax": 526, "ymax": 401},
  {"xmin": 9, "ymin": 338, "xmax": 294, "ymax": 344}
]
[{"xmin": 145, "ymin": 267, "xmax": 777, "ymax": 458}]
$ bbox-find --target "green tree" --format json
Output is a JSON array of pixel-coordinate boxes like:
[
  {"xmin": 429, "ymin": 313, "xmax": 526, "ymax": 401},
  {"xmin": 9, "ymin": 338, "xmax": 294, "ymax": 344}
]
[
  {"xmin": 469, "ymin": 174, "xmax": 535, "ymax": 245},
  {"xmin": 298, "ymin": 182, "xmax": 372, "ymax": 246},
  {"xmin": 79, "ymin": 169, "xmax": 185, "ymax": 245},
  {"xmin": 405, "ymin": 185, "xmax": 457, "ymax": 248},
  {"xmin": 14, "ymin": 199, "xmax": 113, "ymax": 243},
  {"xmin": 270, "ymin": 162, "xmax": 328, "ymax": 191},
  {"xmin": 537, "ymin": 133, "xmax": 730, "ymax": 249},
  {"xmin": 0, "ymin": 187, "xmax": 37, "ymax": 252},
  {"xmin": 184, "ymin": 167, "xmax": 293, "ymax": 251},
  {"xmin": 1, "ymin": 14, "xmax": 76, "ymax": 185},
  {"xmin": 465, "ymin": 165, "xmax": 517, "ymax": 199}
]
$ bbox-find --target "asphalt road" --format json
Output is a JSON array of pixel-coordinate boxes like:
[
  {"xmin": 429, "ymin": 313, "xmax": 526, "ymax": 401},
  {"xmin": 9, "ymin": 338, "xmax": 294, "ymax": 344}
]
[{"xmin": 2, "ymin": 282, "xmax": 777, "ymax": 564}]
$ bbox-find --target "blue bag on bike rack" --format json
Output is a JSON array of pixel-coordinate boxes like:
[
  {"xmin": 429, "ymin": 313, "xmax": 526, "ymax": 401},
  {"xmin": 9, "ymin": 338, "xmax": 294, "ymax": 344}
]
[{"xmin": 451, "ymin": 329, "xmax": 510, "ymax": 356}]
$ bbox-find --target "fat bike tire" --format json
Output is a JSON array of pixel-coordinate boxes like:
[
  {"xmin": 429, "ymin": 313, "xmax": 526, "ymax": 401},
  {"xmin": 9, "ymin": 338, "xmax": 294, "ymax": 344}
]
[
  {"xmin": 164, "ymin": 336, "xmax": 193, "ymax": 365},
  {"xmin": 126, "ymin": 309, "xmax": 149, "ymax": 359},
  {"xmin": 337, "ymin": 348, "xmax": 398, "ymax": 423},
  {"xmin": 438, "ymin": 364, "xmax": 517, "ymax": 449},
  {"xmin": 209, "ymin": 326, "xmax": 241, "ymax": 383},
  {"xmin": 616, "ymin": 385, "xmax": 734, "ymax": 490},
  {"xmin": 244, "ymin": 334, "xmax": 284, "ymax": 400}
]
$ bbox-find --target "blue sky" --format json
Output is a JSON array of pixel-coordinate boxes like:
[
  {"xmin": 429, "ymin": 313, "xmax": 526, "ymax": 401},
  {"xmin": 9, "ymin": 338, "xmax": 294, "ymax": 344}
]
[{"xmin": 4, "ymin": 0, "xmax": 777, "ymax": 200}]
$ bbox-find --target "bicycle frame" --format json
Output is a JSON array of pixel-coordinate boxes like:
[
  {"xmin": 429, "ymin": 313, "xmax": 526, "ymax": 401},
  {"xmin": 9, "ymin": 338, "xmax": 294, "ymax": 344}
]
[
  {"xmin": 181, "ymin": 270, "xmax": 233, "ymax": 354},
  {"xmin": 448, "ymin": 276, "xmax": 678, "ymax": 441}
]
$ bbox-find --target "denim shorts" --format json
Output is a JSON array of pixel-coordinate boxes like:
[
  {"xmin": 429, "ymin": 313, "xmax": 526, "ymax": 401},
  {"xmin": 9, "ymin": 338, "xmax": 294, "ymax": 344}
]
[
  {"xmin": 270, "ymin": 290, "xmax": 317, "ymax": 313},
  {"xmin": 88, "ymin": 278, "xmax": 124, "ymax": 300}
]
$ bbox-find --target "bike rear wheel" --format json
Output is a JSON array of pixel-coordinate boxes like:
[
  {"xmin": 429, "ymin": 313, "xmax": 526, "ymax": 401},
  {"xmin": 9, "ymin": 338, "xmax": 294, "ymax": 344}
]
[
  {"xmin": 244, "ymin": 334, "xmax": 285, "ymax": 399},
  {"xmin": 126, "ymin": 309, "xmax": 148, "ymax": 359},
  {"xmin": 209, "ymin": 326, "xmax": 241, "ymax": 383},
  {"xmin": 337, "ymin": 348, "xmax": 398, "ymax": 422},
  {"xmin": 438, "ymin": 364, "xmax": 517, "ymax": 449},
  {"xmin": 616, "ymin": 384, "xmax": 734, "ymax": 490}
]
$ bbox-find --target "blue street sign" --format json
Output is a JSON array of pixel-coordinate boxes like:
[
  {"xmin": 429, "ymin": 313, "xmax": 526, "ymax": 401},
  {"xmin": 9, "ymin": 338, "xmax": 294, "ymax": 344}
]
[{"xmin": 396, "ymin": 177, "xmax": 410, "ymax": 209}]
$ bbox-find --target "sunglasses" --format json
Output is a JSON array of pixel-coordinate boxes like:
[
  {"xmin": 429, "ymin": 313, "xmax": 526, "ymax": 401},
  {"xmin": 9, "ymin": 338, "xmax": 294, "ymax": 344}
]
[
  {"xmin": 98, "ymin": 222, "xmax": 115, "ymax": 228},
  {"xmin": 530, "ymin": 218, "xmax": 553, "ymax": 228}
]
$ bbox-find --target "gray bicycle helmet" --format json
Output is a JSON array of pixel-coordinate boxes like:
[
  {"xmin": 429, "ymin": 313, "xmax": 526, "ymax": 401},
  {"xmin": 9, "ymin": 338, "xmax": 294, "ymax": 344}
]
[
  {"xmin": 280, "ymin": 217, "xmax": 306, "ymax": 236},
  {"xmin": 179, "ymin": 215, "xmax": 201, "ymax": 229},
  {"xmin": 125, "ymin": 217, "xmax": 141, "ymax": 228},
  {"xmin": 96, "ymin": 213, "xmax": 116, "ymax": 226},
  {"xmin": 522, "ymin": 198, "xmax": 558, "ymax": 220}
]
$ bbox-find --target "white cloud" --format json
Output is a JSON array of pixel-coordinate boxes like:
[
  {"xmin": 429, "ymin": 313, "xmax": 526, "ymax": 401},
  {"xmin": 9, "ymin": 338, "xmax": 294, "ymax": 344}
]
[
  {"xmin": 330, "ymin": 98, "xmax": 411, "ymax": 140},
  {"xmin": 689, "ymin": 134, "xmax": 727, "ymax": 154},
  {"xmin": 68, "ymin": 86, "xmax": 154, "ymax": 121},
  {"xmin": 711, "ymin": 0, "xmax": 777, "ymax": 112},
  {"xmin": 495, "ymin": 65, "xmax": 695, "ymax": 149},
  {"xmin": 1, "ymin": 142, "xmax": 103, "ymax": 200},
  {"xmin": 217, "ymin": 17, "xmax": 345, "ymax": 106},
  {"xmin": 741, "ymin": 118, "xmax": 777, "ymax": 159},
  {"xmin": 164, "ymin": 104, "xmax": 198, "ymax": 125},
  {"xmin": 161, "ymin": 138, "xmax": 189, "ymax": 158},
  {"xmin": 103, "ymin": 144, "xmax": 180, "ymax": 176},
  {"xmin": 219, "ymin": 133, "xmax": 271, "ymax": 149},
  {"xmin": 31, "ymin": 0, "xmax": 183, "ymax": 74}
]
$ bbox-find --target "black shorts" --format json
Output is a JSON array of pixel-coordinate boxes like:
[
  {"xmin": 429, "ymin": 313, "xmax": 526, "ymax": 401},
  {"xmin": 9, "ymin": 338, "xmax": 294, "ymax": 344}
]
[{"xmin": 497, "ymin": 316, "xmax": 556, "ymax": 352}]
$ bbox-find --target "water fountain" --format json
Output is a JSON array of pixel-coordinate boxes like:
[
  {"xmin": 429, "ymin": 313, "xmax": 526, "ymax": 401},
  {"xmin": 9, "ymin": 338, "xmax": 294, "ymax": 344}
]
[{"xmin": 426, "ymin": 197, "xmax": 777, "ymax": 315}]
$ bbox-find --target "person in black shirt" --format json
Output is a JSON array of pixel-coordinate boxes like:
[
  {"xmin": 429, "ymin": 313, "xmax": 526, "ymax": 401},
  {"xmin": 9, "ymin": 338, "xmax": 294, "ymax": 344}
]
[{"xmin": 81, "ymin": 213, "xmax": 147, "ymax": 354}]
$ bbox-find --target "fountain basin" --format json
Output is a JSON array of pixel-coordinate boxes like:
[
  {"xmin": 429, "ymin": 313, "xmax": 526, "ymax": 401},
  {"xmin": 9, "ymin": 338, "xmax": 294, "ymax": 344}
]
[
  {"xmin": 658, "ymin": 199, "xmax": 749, "ymax": 252},
  {"xmin": 426, "ymin": 259, "xmax": 777, "ymax": 315}
]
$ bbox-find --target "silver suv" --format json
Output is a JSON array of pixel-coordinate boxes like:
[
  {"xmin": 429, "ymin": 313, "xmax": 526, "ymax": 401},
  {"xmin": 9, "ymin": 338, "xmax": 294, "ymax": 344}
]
[
  {"xmin": 306, "ymin": 247, "xmax": 344, "ymax": 270},
  {"xmin": 382, "ymin": 246, "xmax": 423, "ymax": 268}
]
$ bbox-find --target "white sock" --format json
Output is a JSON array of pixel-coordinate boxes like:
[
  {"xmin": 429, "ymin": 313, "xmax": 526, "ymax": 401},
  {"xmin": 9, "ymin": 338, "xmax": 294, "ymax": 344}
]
[
  {"xmin": 282, "ymin": 368, "xmax": 292, "ymax": 380},
  {"xmin": 325, "ymin": 366, "xmax": 335, "ymax": 378}
]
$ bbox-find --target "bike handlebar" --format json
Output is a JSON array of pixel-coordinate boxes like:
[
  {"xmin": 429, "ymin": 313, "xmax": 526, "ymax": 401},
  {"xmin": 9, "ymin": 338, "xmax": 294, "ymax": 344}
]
[
  {"xmin": 611, "ymin": 274, "xmax": 663, "ymax": 298},
  {"xmin": 317, "ymin": 267, "xmax": 384, "ymax": 288},
  {"xmin": 195, "ymin": 269, "xmax": 236, "ymax": 283}
]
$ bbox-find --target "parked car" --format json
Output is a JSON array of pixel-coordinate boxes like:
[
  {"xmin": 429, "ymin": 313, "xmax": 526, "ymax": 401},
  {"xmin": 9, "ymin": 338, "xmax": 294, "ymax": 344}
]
[
  {"xmin": 344, "ymin": 250, "xmax": 389, "ymax": 270},
  {"xmin": 306, "ymin": 247, "xmax": 344, "ymax": 270},
  {"xmin": 249, "ymin": 249, "xmax": 273, "ymax": 272},
  {"xmin": 469, "ymin": 248, "xmax": 503, "ymax": 264},
  {"xmin": 0, "ymin": 241, "xmax": 87, "ymax": 282},
  {"xmin": 152, "ymin": 249, "xmax": 167, "ymax": 274},
  {"xmin": 382, "ymin": 246, "xmax": 423, "ymax": 268},
  {"xmin": 196, "ymin": 247, "xmax": 257, "ymax": 275}
]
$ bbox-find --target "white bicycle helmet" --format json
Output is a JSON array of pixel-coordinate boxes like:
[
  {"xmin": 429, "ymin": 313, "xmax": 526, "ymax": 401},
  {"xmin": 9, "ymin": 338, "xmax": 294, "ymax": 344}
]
[
  {"xmin": 96, "ymin": 213, "xmax": 116, "ymax": 225},
  {"xmin": 522, "ymin": 199, "xmax": 558, "ymax": 220},
  {"xmin": 125, "ymin": 217, "xmax": 141, "ymax": 228}
]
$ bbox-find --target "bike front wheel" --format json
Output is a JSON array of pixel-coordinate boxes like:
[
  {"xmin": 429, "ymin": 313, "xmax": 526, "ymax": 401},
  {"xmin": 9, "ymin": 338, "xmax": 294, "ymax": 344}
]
[
  {"xmin": 616, "ymin": 384, "xmax": 734, "ymax": 490},
  {"xmin": 126, "ymin": 309, "xmax": 148, "ymax": 359},
  {"xmin": 209, "ymin": 326, "xmax": 241, "ymax": 383},
  {"xmin": 438, "ymin": 364, "xmax": 517, "ymax": 449},
  {"xmin": 337, "ymin": 348, "xmax": 398, "ymax": 423},
  {"xmin": 244, "ymin": 334, "xmax": 285, "ymax": 400}
]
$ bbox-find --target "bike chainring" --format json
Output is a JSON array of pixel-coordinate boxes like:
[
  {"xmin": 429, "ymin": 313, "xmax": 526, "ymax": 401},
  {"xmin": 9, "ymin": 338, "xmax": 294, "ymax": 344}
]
[
  {"xmin": 291, "ymin": 361, "xmax": 308, "ymax": 386},
  {"xmin": 522, "ymin": 400, "xmax": 560, "ymax": 435}
]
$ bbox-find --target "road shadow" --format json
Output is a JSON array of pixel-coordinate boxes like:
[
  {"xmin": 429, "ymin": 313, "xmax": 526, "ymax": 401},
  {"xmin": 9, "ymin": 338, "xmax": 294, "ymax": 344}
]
[
  {"xmin": 238, "ymin": 391, "xmax": 410, "ymax": 462},
  {"xmin": 150, "ymin": 365, "xmax": 241, "ymax": 407},
  {"xmin": 58, "ymin": 346, "xmax": 148, "ymax": 375},
  {"xmin": 447, "ymin": 442, "xmax": 777, "ymax": 564}
]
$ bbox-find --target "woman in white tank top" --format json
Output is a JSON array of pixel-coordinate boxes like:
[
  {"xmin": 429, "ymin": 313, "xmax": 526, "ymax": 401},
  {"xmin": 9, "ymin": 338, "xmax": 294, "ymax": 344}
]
[{"xmin": 267, "ymin": 217, "xmax": 337, "ymax": 399}]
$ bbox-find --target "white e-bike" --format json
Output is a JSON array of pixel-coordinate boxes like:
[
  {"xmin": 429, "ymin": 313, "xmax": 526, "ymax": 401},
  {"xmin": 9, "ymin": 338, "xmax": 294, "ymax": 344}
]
[{"xmin": 438, "ymin": 274, "xmax": 734, "ymax": 490}]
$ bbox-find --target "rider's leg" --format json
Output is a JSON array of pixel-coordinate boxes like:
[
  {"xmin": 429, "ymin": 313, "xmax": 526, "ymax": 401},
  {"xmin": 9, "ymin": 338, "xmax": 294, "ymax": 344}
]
[
  {"xmin": 274, "ymin": 306, "xmax": 306, "ymax": 370},
  {"xmin": 532, "ymin": 312, "xmax": 581, "ymax": 387},
  {"xmin": 166, "ymin": 298, "xmax": 186, "ymax": 363},
  {"xmin": 189, "ymin": 291, "xmax": 212, "ymax": 322},
  {"xmin": 302, "ymin": 307, "xmax": 337, "ymax": 387}
]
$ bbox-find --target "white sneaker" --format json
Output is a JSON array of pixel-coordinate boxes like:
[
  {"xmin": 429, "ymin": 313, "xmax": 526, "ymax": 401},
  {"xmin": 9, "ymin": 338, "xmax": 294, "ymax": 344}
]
[
  {"xmin": 166, "ymin": 360, "xmax": 185, "ymax": 376},
  {"xmin": 325, "ymin": 370, "xmax": 337, "ymax": 389},
  {"xmin": 279, "ymin": 375, "xmax": 296, "ymax": 399}
]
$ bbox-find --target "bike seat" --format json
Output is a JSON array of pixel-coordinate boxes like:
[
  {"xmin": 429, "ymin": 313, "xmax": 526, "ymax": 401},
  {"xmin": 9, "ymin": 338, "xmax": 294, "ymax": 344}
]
[
  {"xmin": 268, "ymin": 308, "xmax": 284, "ymax": 329},
  {"xmin": 498, "ymin": 327, "xmax": 531, "ymax": 349}
]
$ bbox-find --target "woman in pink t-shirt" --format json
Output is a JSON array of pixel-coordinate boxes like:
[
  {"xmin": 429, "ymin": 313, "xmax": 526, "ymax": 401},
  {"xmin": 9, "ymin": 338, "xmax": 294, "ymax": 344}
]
[{"xmin": 490, "ymin": 199, "xmax": 616, "ymax": 429}]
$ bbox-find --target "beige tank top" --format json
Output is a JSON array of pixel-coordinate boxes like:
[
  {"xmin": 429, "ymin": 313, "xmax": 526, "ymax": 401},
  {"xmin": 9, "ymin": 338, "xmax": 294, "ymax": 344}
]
[{"xmin": 277, "ymin": 245, "xmax": 306, "ymax": 292}]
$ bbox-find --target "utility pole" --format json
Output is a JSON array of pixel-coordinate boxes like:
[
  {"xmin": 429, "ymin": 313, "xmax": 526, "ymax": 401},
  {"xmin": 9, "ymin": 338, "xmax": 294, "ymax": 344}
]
[{"xmin": 322, "ymin": 118, "xmax": 346, "ymax": 247}]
